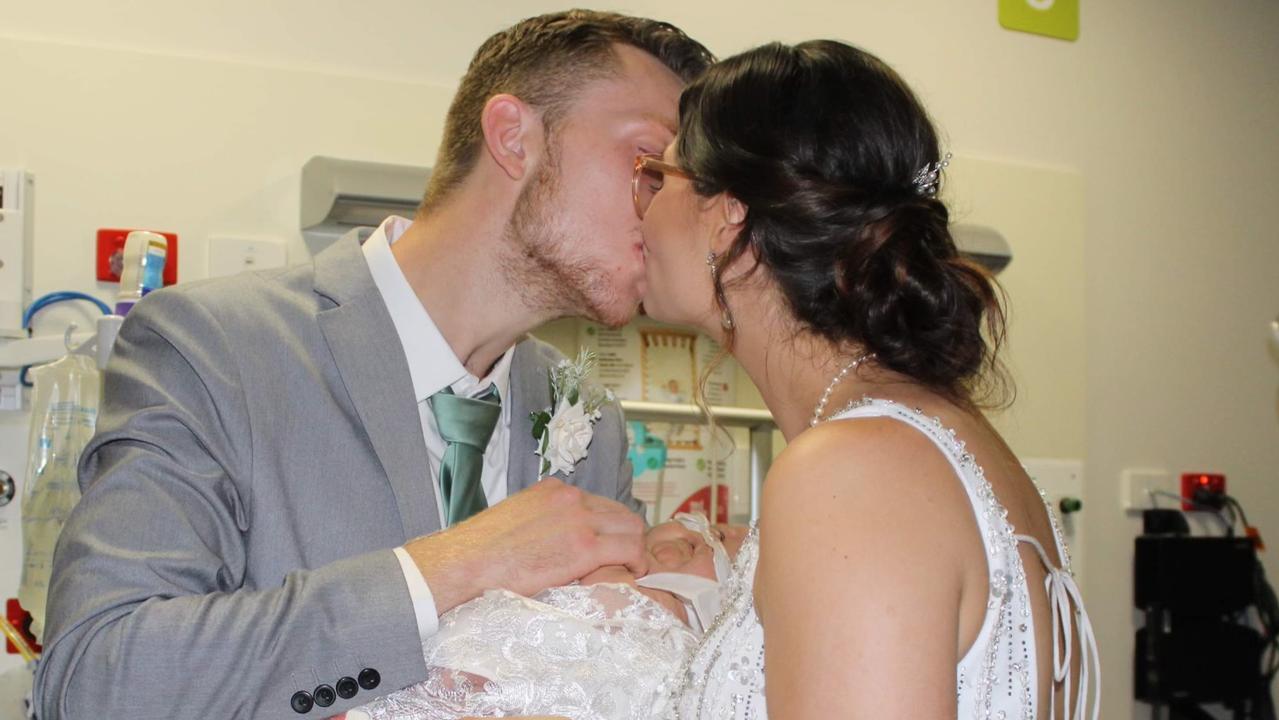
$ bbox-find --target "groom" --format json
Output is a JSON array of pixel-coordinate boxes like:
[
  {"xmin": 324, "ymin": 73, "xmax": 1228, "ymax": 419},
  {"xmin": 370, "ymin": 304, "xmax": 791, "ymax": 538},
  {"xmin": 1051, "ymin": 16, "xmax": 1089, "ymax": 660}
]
[{"xmin": 33, "ymin": 11, "xmax": 713, "ymax": 719}]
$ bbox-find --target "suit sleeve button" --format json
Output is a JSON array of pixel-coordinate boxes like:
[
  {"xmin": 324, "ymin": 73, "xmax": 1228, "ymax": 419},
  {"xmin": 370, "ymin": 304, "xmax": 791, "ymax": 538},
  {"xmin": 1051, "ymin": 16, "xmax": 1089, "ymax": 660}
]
[
  {"xmin": 290, "ymin": 690, "xmax": 314, "ymax": 714},
  {"xmin": 313, "ymin": 684, "xmax": 336, "ymax": 707},
  {"xmin": 358, "ymin": 667, "xmax": 381, "ymax": 690},
  {"xmin": 336, "ymin": 676, "xmax": 359, "ymax": 699}
]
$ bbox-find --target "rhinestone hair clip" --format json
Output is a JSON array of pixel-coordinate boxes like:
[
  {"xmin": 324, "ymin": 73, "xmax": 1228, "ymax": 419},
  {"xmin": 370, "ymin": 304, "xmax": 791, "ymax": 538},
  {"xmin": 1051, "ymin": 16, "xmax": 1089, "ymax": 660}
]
[{"xmin": 912, "ymin": 152, "xmax": 952, "ymax": 198}]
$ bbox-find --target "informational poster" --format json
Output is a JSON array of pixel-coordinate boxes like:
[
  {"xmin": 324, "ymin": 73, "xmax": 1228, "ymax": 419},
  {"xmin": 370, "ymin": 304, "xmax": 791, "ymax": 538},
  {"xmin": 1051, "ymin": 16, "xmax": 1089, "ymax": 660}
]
[{"xmin": 579, "ymin": 320, "xmax": 751, "ymax": 525}]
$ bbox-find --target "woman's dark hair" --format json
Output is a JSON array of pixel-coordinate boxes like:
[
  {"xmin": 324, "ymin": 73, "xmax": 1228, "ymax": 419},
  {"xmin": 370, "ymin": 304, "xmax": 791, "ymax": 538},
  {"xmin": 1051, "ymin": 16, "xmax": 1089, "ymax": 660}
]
[{"xmin": 677, "ymin": 40, "xmax": 1010, "ymax": 407}]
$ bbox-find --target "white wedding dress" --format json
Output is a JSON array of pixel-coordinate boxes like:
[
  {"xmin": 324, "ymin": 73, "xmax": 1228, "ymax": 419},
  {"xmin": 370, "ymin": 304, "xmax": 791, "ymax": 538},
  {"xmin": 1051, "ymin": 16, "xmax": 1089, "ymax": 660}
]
[
  {"xmin": 353, "ymin": 583, "xmax": 699, "ymax": 720},
  {"xmin": 353, "ymin": 399, "xmax": 1099, "ymax": 720},
  {"xmin": 666, "ymin": 398, "xmax": 1100, "ymax": 720}
]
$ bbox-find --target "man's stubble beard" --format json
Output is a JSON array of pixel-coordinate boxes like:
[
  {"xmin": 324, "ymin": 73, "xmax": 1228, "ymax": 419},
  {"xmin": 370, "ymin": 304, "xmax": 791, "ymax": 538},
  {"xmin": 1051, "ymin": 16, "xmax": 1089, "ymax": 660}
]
[{"xmin": 499, "ymin": 155, "xmax": 637, "ymax": 328}]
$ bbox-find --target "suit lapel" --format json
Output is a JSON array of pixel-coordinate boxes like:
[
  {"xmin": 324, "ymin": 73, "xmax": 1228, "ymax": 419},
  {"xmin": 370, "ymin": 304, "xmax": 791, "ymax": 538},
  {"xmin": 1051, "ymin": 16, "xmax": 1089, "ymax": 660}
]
[
  {"xmin": 314, "ymin": 233, "xmax": 440, "ymax": 539},
  {"xmin": 507, "ymin": 339, "xmax": 552, "ymax": 496}
]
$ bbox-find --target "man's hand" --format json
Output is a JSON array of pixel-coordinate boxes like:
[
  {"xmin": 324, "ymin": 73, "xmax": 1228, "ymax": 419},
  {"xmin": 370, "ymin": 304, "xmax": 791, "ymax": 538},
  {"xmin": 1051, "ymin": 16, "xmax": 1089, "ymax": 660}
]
[{"xmin": 403, "ymin": 478, "xmax": 647, "ymax": 614}]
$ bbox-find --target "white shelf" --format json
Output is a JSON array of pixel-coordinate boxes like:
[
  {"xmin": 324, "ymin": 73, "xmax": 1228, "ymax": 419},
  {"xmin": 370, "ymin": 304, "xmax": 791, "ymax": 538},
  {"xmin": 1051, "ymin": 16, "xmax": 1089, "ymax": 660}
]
[
  {"xmin": 617, "ymin": 400, "xmax": 773, "ymax": 428},
  {"xmin": 0, "ymin": 331, "xmax": 94, "ymax": 369}
]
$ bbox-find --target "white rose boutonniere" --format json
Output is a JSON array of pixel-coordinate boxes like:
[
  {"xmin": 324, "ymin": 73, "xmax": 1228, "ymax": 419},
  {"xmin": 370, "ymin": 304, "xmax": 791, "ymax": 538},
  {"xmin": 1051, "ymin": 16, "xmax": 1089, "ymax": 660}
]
[{"xmin": 530, "ymin": 349, "xmax": 612, "ymax": 477}]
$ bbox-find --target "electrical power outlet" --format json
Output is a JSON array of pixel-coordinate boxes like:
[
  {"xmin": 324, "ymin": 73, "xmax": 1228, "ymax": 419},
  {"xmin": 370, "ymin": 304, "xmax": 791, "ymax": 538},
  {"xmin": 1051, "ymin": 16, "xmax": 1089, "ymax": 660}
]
[
  {"xmin": 1180, "ymin": 472, "xmax": 1226, "ymax": 511},
  {"xmin": 1120, "ymin": 468, "xmax": 1177, "ymax": 512}
]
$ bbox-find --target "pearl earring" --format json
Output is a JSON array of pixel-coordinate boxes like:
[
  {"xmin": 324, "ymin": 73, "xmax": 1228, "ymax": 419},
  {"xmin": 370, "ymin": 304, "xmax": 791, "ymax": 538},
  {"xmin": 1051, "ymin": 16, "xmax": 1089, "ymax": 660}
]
[{"xmin": 707, "ymin": 251, "xmax": 734, "ymax": 330}]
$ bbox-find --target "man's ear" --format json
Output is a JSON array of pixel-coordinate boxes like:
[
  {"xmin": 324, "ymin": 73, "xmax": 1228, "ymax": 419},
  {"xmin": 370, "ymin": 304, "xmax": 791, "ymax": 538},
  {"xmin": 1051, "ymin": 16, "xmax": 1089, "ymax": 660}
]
[{"xmin": 480, "ymin": 94, "xmax": 540, "ymax": 181}]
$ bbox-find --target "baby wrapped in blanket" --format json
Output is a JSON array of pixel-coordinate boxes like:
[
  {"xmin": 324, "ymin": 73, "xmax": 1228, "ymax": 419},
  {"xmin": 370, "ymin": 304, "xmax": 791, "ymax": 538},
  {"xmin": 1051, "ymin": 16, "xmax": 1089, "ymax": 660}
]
[{"xmin": 346, "ymin": 513, "xmax": 744, "ymax": 720}]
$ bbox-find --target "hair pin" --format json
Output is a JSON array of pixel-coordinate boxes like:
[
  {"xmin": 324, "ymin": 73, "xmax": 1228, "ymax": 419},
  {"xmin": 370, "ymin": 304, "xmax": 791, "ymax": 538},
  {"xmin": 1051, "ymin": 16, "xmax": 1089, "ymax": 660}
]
[{"xmin": 912, "ymin": 152, "xmax": 952, "ymax": 198}]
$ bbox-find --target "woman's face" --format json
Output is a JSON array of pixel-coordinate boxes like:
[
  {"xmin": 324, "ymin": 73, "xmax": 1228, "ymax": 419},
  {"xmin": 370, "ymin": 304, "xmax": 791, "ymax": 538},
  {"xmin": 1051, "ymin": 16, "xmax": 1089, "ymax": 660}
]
[{"xmin": 639, "ymin": 142, "xmax": 721, "ymax": 330}]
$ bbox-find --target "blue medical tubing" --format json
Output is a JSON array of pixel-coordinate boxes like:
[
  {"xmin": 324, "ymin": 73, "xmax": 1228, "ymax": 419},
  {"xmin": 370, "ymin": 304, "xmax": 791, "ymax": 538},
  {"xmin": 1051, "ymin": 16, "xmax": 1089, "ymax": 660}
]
[
  {"xmin": 17, "ymin": 291, "xmax": 113, "ymax": 386},
  {"xmin": 22, "ymin": 292, "xmax": 112, "ymax": 328}
]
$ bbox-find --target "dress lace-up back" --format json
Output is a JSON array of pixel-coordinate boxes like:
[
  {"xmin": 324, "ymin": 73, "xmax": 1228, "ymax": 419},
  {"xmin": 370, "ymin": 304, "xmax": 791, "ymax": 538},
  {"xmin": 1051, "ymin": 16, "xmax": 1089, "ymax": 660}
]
[{"xmin": 667, "ymin": 398, "xmax": 1100, "ymax": 720}]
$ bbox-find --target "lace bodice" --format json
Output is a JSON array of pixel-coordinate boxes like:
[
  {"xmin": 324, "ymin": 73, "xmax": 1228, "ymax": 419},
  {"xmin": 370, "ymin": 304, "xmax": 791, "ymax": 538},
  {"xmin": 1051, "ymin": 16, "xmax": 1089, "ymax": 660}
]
[
  {"xmin": 667, "ymin": 398, "xmax": 1099, "ymax": 720},
  {"xmin": 352, "ymin": 583, "xmax": 699, "ymax": 720}
]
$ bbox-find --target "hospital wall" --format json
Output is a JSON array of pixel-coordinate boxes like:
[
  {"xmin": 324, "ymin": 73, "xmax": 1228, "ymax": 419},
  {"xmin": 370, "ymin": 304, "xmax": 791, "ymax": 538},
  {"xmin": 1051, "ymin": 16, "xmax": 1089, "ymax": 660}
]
[{"xmin": 1, "ymin": 3, "xmax": 1278, "ymax": 718}]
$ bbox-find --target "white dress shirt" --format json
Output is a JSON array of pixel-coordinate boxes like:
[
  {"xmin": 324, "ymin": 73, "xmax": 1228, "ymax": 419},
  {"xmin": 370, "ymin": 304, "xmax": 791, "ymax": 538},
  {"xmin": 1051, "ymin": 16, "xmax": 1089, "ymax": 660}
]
[{"xmin": 362, "ymin": 215, "xmax": 515, "ymax": 641}]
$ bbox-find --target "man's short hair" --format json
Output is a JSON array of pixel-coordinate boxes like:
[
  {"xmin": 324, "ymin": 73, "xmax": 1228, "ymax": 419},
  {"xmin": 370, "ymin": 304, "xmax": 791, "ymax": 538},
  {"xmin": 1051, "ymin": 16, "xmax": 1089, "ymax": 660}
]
[{"xmin": 420, "ymin": 9, "xmax": 714, "ymax": 210}]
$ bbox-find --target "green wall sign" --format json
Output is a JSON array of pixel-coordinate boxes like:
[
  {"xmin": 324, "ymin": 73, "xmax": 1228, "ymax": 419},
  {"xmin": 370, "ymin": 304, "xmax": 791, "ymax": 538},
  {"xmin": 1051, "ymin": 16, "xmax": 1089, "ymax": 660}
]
[{"xmin": 999, "ymin": 0, "xmax": 1079, "ymax": 41}]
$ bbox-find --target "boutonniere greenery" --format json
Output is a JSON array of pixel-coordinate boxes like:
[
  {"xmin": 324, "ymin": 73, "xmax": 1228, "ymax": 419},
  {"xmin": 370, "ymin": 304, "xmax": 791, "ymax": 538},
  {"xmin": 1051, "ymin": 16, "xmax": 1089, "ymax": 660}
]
[{"xmin": 530, "ymin": 349, "xmax": 612, "ymax": 476}]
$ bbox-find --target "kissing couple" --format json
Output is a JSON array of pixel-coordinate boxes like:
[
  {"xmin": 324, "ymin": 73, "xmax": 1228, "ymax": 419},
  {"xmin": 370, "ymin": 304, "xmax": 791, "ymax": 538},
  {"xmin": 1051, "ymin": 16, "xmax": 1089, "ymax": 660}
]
[{"xmin": 36, "ymin": 9, "xmax": 1097, "ymax": 720}]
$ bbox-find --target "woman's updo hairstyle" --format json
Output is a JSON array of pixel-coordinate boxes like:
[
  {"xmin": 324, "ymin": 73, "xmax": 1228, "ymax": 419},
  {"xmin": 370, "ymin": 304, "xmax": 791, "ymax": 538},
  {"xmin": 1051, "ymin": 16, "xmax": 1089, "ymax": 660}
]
[{"xmin": 676, "ymin": 40, "xmax": 1009, "ymax": 407}]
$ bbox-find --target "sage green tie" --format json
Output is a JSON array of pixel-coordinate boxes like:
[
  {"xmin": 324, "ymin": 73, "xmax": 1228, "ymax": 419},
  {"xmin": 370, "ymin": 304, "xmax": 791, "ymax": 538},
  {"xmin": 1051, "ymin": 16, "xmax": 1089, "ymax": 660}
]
[{"xmin": 429, "ymin": 385, "xmax": 501, "ymax": 526}]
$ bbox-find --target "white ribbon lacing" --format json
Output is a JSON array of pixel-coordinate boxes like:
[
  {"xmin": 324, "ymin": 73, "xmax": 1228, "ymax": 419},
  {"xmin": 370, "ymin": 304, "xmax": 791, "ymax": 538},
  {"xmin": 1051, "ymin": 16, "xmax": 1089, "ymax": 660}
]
[{"xmin": 1014, "ymin": 534, "xmax": 1101, "ymax": 720}]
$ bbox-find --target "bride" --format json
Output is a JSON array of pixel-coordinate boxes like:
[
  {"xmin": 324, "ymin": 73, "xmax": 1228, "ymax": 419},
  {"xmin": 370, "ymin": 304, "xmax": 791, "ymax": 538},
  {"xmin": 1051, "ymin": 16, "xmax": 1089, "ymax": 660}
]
[{"xmin": 635, "ymin": 39, "xmax": 1099, "ymax": 718}]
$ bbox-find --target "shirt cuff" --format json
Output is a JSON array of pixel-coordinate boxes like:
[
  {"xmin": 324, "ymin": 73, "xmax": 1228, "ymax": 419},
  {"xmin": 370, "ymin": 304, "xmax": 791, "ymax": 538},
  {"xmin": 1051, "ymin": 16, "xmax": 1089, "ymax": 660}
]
[{"xmin": 393, "ymin": 546, "xmax": 440, "ymax": 641}]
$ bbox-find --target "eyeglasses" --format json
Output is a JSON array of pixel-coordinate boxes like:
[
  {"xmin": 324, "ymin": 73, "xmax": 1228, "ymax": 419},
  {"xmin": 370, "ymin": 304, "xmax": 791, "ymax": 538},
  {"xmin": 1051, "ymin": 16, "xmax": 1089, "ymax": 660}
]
[{"xmin": 633, "ymin": 154, "xmax": 695, "ymax": 220}]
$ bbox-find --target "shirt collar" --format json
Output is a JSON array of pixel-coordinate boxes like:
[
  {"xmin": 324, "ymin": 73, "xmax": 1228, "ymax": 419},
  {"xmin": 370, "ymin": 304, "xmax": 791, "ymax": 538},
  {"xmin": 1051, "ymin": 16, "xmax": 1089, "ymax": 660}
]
[{"xmin": 362, "ymin": 216, "xmax": 514, "ymax": 404}]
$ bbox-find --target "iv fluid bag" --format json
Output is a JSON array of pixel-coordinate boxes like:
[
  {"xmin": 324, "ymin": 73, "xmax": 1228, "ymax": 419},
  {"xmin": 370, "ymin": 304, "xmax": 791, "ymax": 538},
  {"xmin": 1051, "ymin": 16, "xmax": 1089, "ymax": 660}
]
[{"xmin": 19, "ymin": 352, "xmax": 99, "ymax": 642}]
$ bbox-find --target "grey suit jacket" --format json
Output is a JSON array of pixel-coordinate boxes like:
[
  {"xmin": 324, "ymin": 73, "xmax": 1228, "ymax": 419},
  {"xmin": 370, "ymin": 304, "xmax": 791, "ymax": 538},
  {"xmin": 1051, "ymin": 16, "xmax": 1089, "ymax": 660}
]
[{"xmin": 33, "ymin": 231, "xmax": 640, "ymax": 719}]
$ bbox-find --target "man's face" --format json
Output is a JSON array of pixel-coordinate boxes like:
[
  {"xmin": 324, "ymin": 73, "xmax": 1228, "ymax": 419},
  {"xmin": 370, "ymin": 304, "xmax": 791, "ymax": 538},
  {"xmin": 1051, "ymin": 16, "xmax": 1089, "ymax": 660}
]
[{"xmin": 505, "ymin": 44, "xmax": 684, "ymax": 327}]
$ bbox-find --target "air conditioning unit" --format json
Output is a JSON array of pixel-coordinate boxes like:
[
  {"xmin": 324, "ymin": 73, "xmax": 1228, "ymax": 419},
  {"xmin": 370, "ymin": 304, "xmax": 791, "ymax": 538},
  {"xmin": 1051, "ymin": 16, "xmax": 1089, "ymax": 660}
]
[
  {"xmin": 953, "ymin": 223, "xmax": 1012, "ymax": 274},
  {"xmin": 300, "ymin": 156, "xmax": 431, "ymax": 256}
]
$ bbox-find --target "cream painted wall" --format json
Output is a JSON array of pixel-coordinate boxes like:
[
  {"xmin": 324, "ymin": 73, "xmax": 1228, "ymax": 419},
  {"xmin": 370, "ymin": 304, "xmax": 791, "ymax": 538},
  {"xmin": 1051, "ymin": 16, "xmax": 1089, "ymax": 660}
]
[
  {"xmin": 946, "ymin": 157, "xmax": 1086, "ymax": 458},
  {"xmin": 0, "ymin": 36, "xmax": 453, "ymax": 289},
  {"xmin": 1, "ymin": 3, "xmax": 1277, "ymax": 718},
  {"xmin": 1078, "ymin": 6, "xmax": 1279, "ymax": 719}
]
